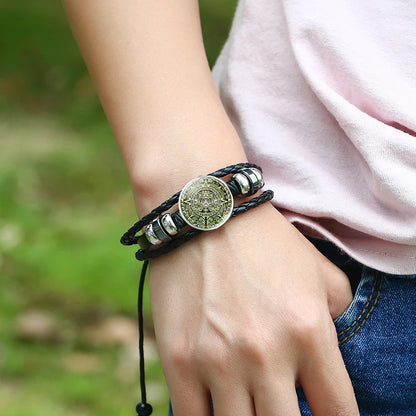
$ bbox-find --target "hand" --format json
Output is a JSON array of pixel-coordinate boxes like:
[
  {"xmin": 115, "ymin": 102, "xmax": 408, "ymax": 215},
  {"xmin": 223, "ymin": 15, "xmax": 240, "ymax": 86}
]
[{"xmin": 149, "ymin": 202, "xmax": 359, "ymax": 416}]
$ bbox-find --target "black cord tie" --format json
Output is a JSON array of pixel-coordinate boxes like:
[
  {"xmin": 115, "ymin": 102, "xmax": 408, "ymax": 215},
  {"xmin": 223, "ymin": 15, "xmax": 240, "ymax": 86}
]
[
  {"xmin": 136, "ymin": 259, "xmax": 153, "ymax": 416},
  {"xmin": 121, "ymin": 164, "xmax": 274, "ymax": 415}
]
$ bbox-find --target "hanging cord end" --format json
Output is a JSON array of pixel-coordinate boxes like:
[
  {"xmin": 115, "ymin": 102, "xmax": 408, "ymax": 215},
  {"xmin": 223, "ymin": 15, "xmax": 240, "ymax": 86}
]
[
  {"xmin": 136, "ymin": 260, "xmax": 153, "ymax": 415},
  {"xmin": 136, "ymin": 402, "xmax": 153, "ymax": 416}
]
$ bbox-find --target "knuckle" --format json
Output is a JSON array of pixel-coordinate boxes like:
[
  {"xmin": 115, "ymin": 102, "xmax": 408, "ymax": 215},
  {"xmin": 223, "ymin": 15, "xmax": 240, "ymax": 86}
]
[
  {"xmin": 236, "ymin": 333, "xmax": 270, "ymax": 368},
  {"xmin": 288, "ymin": 306, "xmax": 329, "ymax": 347},
  {"xmin": 165, "ymin": 341, "xmax": 194, "ymax": 369},
  {"xmin": 166, "ymin": 338, "xmax": 232, "ymax": 376},
  {"xmin": 194, "ymin": 339, "xmax": 230, "ymax": 374}
]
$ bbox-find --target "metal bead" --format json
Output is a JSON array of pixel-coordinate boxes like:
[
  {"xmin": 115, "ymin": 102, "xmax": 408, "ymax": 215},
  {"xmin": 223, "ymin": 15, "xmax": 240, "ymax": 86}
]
[
  {"xmin": 250, "ymin": 168, "xmax": 264, "ymax": 188},
  {"xmin": 240, "ymin": 168, "xmax": 264, "ymax": 194},
  {"xmin": 144, "ymin": 223, "xmax": 162, "ymax": 246},
  {"xmin": 232, "ymin": 172, "xmax": 251, "ymax": 196},
  {"xmin": 151, "ymin": 217, "xmax": 171, "ymax": 242},
  {"xmin": 161, "ymin": 213, "xmax": 178, "ymax": 236}
]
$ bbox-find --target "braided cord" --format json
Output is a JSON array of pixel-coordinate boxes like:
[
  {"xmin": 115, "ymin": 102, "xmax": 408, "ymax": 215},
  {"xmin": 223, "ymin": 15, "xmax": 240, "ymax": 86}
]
[
  {"xmin": 135, "ymin": 189, "xmax": 274, "ymax": 261},
  {"xmin": 120, "ymin": 162, "xmax": 262, "ymax": 246}
]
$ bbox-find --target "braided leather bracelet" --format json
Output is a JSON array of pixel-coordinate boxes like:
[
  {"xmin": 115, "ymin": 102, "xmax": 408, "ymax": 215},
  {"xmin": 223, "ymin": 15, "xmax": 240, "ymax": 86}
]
[
  {"xmin": 121, "ymin": 163, "xmax": 264, "ymax": 244},
  {"xmin": 121, "ymin": 163, "xmax": 274, "ymax": 415},
  {"xmin": 135, "ymin": 189, "xmax": 274, "ymax": 261}
]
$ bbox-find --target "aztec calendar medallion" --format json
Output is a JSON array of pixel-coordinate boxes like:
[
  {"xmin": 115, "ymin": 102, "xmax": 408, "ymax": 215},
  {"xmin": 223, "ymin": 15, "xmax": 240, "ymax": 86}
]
[{"xmin": 178, "ymin": 175, "xmax": 234, "ymax": 231}]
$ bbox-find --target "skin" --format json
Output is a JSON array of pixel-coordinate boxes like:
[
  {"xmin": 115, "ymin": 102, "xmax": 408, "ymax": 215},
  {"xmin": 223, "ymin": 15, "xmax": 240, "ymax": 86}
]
[{"xmin": 62, "ymin": 1, "xmax": 359, "ymax": 414}]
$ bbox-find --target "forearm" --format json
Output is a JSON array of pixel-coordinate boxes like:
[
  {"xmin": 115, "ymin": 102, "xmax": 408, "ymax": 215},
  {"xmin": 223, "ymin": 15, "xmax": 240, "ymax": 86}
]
[{"xmin": 62, "ymin": 0, "xmax": 247, "ymax": 215}]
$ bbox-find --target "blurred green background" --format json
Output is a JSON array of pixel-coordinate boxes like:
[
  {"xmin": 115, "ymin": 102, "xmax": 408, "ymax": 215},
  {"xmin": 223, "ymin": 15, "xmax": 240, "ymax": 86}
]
[{"xmin": 0, "ymin": 1, "xmax": 236, "ymax": 415}]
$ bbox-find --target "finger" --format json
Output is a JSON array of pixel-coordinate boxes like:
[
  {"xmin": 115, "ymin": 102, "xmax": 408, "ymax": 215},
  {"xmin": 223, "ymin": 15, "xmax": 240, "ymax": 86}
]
[
  {"xmin": 325, "ymin": 264, "xmax": 354, "ymax": 319},
  {"xmin": 252, "ymin": 375, "xmax": 302, "ymax": 416},
  {"xmin": 167, "ymin": 376, "xmax": 211, "ymax": 416},
  {"xmin": 209, "ymin": 382, "xmax": 255, "ymax": 416},
  {"xmin": 300, "ymin": 324, "xmax": 359, "ymax": 416}
]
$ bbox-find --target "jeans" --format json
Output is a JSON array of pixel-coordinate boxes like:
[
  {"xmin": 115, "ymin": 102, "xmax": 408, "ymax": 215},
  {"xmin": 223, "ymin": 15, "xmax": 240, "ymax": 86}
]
[
  {"xmin": 169, "ymin": 238, "xmax": 416, "ymax": 415},
  {"xmin": 298, "ymin": 238, "xmax": 416, "ymax": 415}
]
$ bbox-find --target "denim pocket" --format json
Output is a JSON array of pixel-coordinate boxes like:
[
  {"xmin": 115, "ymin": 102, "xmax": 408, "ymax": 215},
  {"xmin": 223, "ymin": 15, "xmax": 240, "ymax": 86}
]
[
  {"xmin": 333, "ymin": 267, "xmax": 384, "ymax": 344},
  {"xmin": 335, "ymin": 272, "xmax": 416, "ymax": 415}
]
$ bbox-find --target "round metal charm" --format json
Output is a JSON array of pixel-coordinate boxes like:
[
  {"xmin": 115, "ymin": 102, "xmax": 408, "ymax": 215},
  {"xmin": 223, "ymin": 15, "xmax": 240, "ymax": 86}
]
[{"xmin": 178, "ymin": 175, "xmax": 234, "ymax": 231}]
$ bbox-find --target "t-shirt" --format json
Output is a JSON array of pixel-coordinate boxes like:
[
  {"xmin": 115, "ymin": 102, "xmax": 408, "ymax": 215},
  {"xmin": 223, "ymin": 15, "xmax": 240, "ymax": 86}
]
[{"xmin": 211, "ymin": 0, "xmax": 416, "ymax": 274}]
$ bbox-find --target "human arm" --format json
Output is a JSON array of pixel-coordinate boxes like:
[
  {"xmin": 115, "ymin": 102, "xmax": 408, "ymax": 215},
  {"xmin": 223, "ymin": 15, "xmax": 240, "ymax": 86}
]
[
  {"xmin": 62, "ymin": 1, "xmax": 359, "ymax": 415},
  {"xmin": 62, "ymin": 0, "xmax": 246, "ymax": 215}
]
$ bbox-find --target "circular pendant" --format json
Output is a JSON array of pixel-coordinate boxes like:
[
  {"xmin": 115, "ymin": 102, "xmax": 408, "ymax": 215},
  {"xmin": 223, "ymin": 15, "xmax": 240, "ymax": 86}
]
[{"xmin": 179, "ymin": 176, "xmax": 234, "ymax": 231}]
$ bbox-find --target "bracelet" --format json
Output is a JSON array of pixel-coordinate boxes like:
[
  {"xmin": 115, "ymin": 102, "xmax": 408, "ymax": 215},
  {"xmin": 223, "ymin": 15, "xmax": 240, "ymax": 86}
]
[
  {"xmin": 120, "ymin": 163, "xmax": 274, "ymax": 416},
  {"xmin": 142, "ymin": 167, "xmax": 263, "ymax": 246},
  {"xmin": 121, "ymin": 163, "xmax": 267, "ymax": 246},
  {"xmin": 121, "ymin": 162, "xmax": 262, "ymax": 246},
  {"xmin": 135, "ymin": 189, "xmax": 274, "ymax": 261}
]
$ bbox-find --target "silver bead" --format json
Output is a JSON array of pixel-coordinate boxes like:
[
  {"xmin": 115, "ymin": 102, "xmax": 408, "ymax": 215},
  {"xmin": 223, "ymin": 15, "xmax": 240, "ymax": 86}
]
[
  {"xmin": 232, "ymin": 172, "xmax": 251, "ymax": 196},
  {"xmin": 250, "ymin": 168, "xmax": 264, "ymax": 189},
  {"xmin": 144, "ymin": 223, "xmax": 162, "ymax": 245},
  {"xmin": 240, "ymin": 168, "xmax": 264, "ymax": 194},
  {"xmin": 161, "ymin": 213, "xmax": 178, "ymax": 236},
  {"xmin": 151, "ymin": 217, "xmax": 172, "ymax": 242}
]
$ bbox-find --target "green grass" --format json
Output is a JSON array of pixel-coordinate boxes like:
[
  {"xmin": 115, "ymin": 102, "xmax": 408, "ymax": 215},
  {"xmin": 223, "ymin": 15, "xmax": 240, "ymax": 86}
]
[{"xmin": 0, "ymin": 1, "xmax": 237, "ymax": 415}]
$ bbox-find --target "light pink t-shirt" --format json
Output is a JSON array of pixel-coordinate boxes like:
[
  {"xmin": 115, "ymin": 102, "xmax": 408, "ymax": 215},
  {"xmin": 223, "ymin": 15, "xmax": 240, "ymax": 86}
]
[{"xmin": 211, "ymin": 0, "xmax": 416, "ymax": 274}]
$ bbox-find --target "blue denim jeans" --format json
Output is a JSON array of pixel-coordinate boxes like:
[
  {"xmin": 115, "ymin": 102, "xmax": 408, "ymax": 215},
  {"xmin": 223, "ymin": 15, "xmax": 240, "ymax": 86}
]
[
  {"xmin": 298, "ymin": 238, "xmax": 416, "ymax": 415},
  {"xmin": 169, "ymin": 238, "xmax": 416, "ymax": 415}
]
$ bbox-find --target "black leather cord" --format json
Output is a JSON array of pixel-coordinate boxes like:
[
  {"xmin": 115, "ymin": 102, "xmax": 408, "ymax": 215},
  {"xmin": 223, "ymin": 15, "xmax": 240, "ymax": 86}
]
[
  {"xmin": 120, "ymin": 162, "xmax": 262, "ymax": 246},
  {"xmin": 135, "ymin": 190, "xmax": 274, "ymax": 261},
  {"xmin": 135, "ymin": 260, "xmax": 153, "ymax": 416},
  {"xmin": 147, "ymin": 176, "xmax": 242, "ymax": 237}
]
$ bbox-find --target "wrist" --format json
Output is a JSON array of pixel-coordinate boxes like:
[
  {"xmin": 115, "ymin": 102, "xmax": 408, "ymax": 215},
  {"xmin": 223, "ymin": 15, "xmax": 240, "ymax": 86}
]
[{"xmin": 131, "ymin": 156, "xmax": 248, "ymax": 217}]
